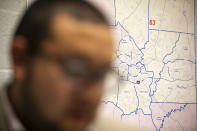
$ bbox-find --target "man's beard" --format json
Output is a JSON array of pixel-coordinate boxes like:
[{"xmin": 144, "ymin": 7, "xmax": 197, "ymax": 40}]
[
  {"xmin": 14, "ymin": 64, "xmax": 96, "ymax": 131},
  {"xmin": 18, "ymin": 73, "xmax": 60, "ymax": 131}
]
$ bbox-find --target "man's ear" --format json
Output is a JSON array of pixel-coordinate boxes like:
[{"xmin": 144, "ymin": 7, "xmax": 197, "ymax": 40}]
[{"xmin": 11, "ymin": 36, "xmax": 27, "ymax": 82}]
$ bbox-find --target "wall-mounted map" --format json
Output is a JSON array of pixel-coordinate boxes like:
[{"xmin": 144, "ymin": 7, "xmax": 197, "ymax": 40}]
[{"xmin": 91, "ymin": 0, "xmax": 196, "ymax": 130}]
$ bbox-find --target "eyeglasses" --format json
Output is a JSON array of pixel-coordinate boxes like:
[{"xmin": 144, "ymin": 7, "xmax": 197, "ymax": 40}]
[
  {"xmin": 34, "ymin": 52, "xmax": 129, "ymax": 99},
  {"xmin": 37, "ymin": 53, "xmax": 122, "ymax": 89}
]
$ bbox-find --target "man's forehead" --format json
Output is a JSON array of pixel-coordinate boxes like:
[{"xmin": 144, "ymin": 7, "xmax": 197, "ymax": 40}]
[
  {"xmin": 42, "ymin": 13, "xmax": 114, "ymax": 67},
  {"xmin": 50, "ymin": 13, "xmax": 112, "ymax": 43}
]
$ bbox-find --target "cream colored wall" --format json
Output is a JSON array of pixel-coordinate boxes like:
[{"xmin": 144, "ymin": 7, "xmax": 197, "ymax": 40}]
[{"xmin": 0, "ymin": 0, "xmax": 26, "ymax": 86}]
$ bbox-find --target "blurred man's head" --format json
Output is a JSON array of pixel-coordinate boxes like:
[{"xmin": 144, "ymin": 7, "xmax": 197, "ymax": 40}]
[{"xmin": 10, "ymin": 0, "xmax": 113, "ymax": 131}]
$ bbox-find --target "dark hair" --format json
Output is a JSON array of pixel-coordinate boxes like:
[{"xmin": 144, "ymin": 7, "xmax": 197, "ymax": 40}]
[{"xmin": 14, "ymin": 0, "xmax": 109, "ymax": 57}]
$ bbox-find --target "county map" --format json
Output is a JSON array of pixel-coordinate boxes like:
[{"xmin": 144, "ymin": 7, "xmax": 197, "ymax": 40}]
[{"xmin": 89, "ymin": 0, "xmax": 197, "ymax": 131}]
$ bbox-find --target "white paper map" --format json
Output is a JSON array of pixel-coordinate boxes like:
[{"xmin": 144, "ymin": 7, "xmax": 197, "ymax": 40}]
[{"xmin": 89, "ymin": 0, "xmax": 197, "ymax": 131}]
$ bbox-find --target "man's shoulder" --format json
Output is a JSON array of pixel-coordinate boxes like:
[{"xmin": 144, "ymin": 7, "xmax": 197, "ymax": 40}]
[
  {"xmin": 0, "ymin": 87, "xmax": 9, "ymax": 131},
  {"xmin": 89, "ymin": 116, "xmax": 144, "ymax": 131}
]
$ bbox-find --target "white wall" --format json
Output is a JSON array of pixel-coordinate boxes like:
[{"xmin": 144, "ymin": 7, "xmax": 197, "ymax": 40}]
[{"xmin": 0, "ymin": 0, "xmax": 26, "ymax": 86}]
